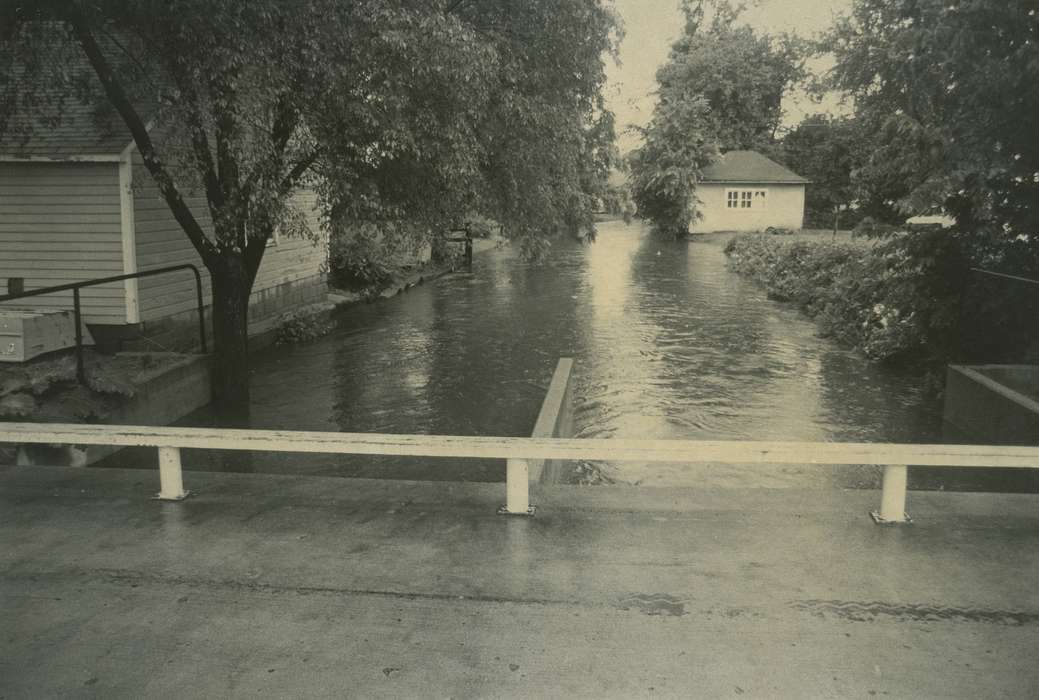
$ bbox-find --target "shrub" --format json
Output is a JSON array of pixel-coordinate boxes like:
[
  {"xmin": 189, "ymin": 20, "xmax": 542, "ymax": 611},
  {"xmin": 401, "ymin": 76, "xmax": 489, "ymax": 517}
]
[
  {"xmin": 463, "ymin": 213, "xmax": 500, "ymax": 239},
  {"xmin": 327, "ymin": 234, "xmax": 397, "ymax": 294},
  {"xmin": 724, "ymin": 230, "xmax": 967, "ymax": 370},
  {"xmin": 273, "ymin": 312, "xmax": 333, "ymax": 345}
]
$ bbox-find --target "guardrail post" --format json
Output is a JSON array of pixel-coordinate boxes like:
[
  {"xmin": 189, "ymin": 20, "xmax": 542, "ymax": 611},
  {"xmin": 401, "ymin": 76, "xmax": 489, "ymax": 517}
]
[
  {"xmin": 499, "ymin": 458, "xmax": 535, "ymax": 516},
  {"xmin": 156, "ymin": 446, "xmax": 190, "ymax": 501},
  {"xmin": 871, "ymin": 464, "xmax": 909, "ymax": 524}
]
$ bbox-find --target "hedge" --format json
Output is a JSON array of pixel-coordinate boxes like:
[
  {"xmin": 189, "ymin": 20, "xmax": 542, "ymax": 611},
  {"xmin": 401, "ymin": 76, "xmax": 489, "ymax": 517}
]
[{"xmin": 723, "ymin": 232, "xmax": 964, "ymax": 370}]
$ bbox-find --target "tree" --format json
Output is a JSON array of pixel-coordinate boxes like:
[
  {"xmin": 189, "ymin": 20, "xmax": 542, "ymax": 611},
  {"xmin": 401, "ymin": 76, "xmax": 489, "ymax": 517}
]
[
  {"xmin": 628, "ymin": 96, "xmax": 718, "ymax": 236},
  {"xmin": 658, "ymin": 1, "xmax": 805, "ymax": 153},
  {"xmin": 827, "ymin": 0, "xmax": 1039, "ymax": 270},
  {"xmin": 454, "ymin": 0, "xmax": 621, "ymax": 256},
  {"xmin": 1, "ymin": 0, "xmax": 620, "ymax": 421},
  {"xmin": 781, "ymin": 114, "xmax": 865, "ymax": 233},
  {"xmin": 629, "ymin": 0, "xmax": 805, "ymax": 235}
]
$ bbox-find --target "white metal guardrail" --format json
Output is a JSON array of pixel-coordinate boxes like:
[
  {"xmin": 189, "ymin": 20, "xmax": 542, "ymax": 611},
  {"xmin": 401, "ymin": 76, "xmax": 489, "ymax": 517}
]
[{"xmin": 2, "ymin": 421, "xmax": 1038, "ymax": 523}]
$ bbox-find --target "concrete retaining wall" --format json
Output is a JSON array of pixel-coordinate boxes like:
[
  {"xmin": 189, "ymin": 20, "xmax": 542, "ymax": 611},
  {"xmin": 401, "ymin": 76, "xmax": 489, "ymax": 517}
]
[
  {"xmin": 15, "ymin": 354, "xmax": 212, "ymax": 467},
  {"xmin": 121, "ymin": 273, "xmax": 327, "ymax": 353},
  {"xmin": 529, "ymin": 358, "xmax": 575, "ymax": 484},
  {"xmin": 943, "ymin": 364, "xmax": 1039, "ymax": 445}
]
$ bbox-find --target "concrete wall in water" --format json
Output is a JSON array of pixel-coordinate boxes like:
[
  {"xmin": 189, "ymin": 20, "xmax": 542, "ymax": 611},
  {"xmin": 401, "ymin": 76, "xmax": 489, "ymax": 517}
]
[
  {"xmin": 529, "ymin": 358, "xmax": 575, "ymax": 484},
  {"xmin": 15, "ymin": 354, "xmax": 212, "ymax": 467},
  {"xmin": 943, "ymin": 364, "xmax": 1039, "ymax": 445}
]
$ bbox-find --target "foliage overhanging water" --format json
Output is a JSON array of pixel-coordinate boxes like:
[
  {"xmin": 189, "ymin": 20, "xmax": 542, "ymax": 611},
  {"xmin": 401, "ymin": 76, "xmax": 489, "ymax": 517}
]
[{"xmin": 105, "ymin": 221, "xmax": 1038, "ymax": 491}]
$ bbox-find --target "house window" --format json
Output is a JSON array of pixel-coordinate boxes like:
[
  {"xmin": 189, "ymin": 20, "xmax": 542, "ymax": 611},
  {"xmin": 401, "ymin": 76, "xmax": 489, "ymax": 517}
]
[{"xmin": 726, "ymin": 189, "xmax": 768, "ymax": 210}]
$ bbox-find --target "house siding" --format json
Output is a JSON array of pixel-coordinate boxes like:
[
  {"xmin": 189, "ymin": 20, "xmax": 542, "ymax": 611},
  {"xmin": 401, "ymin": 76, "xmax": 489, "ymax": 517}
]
[
  {"xmin": 133, "ymin": 161, "xmax": 215, "ymax": 323},
  {"xmin": 252, "ymin": 190, "xmax": 328, "ymax": 295},
  {"xmin": 0, "ymin": 162, "xmax": 127, "ymax": 324},
  {"xmin": 691, "ymin": 183, "xmax": 805, "ymax": 233},
  {"xmin": 132, "ymin": 164, "xmax": 327, "ymax": 336}
]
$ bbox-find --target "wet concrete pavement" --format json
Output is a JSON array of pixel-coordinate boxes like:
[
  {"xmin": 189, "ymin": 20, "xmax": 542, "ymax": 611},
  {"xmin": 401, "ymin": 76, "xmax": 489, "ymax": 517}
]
[{"xmin": 2, "ymin": 464, "xmax": 1038, "ymax": 698}]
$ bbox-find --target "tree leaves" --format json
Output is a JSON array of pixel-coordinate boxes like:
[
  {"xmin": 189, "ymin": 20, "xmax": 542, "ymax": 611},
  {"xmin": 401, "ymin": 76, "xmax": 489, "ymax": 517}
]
[
  {"xmin": 781, "ymin": 115, "xmax": 867, "ymax": 227},
  {"xmin": 827, "ymin": 0, "xmax": 1039, "ymax": 257},
  {"xmin": 2, "ymin": 0, "xmax": 620, "ymax": 260},
  {"xmin": 629, "ymin": 0, "xmax": 803, "ymax": 236}
]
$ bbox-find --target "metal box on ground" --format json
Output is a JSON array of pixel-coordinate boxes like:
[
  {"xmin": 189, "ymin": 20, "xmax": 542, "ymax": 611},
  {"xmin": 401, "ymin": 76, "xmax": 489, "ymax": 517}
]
[{"xmin": 0, "ymin": 310, "xmax": 89, "ymax": 363}]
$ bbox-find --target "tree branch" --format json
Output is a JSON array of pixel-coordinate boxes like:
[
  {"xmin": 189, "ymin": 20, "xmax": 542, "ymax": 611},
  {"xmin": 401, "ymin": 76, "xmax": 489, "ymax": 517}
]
[
  {"xmin": 270, "ymin": 93, "xmax": 299, "ymax": 160},
  {"xmin": 278, "ymin": 149, "xmax": 321, "ymax": 196},
  {"xmin": 240, "ymin": 92, "xmax": 299, "ymax": 202},
  {"xmin": 445, "ymin": 0, "xmax": 470, "ymax": 15},
  {"xmin": 240, "ymin": 100, "xmax": 309, "ymax": 282},
  {"xmin": 243, "ymin": 223, "xmax": 269, "ymax": 287},
  {"xmin": 243, "ymin": 146, "xmax": 320, "ymax": 282},
  {"xmin": 211, "ymin": 74, "xmax": 240, "ymax": 210},
  {"xmin": 97, "ymin": 26, "xmax": 155, "ymax": 92},
  {"xmin": 171, "ymin": 76, "xmax": 224, "ymax": 214},
  {"xmin": 68, "ymin": 10, "xmax": 217, "ymax": 265}
]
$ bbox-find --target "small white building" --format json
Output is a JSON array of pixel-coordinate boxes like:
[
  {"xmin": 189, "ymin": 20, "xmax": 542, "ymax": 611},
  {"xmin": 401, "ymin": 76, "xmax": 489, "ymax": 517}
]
[
  {"xmin": 690, "ymin": 150, "xmax": 808, "ymax": 233},
  {"xmin": 0, "ymin": 103, "xmax": 328, "ymax": 353}
]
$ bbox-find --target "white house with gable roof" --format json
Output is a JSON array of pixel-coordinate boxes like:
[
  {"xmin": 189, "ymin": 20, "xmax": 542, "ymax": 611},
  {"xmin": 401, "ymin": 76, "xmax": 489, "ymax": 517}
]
[{"xmin": 690, "ymin": 150, "xmax": 809, "ymax": 233}]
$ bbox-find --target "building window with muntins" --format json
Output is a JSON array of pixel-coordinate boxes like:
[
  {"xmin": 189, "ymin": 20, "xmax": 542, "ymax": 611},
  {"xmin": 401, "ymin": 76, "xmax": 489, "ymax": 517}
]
[{"xmin": 726, "ymin": 189, "xmax": 768, "ymax": 210}]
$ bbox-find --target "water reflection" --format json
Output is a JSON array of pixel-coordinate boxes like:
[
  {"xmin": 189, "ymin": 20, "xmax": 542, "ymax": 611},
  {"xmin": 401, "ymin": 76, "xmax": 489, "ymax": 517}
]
[{"xmin": 101, "ymin": 221, "xmax": 965, "ymax": 489}]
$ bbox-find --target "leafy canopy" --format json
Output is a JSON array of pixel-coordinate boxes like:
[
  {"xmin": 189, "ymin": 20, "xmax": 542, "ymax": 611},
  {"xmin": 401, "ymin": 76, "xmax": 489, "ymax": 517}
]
[
  {"xmin": 628, "ymin": 96, "xmax": 717, "ymax": 237},
  {"xmin": 0, "ymin": 0, "xmax": 621, "ymax": 262},
  {"xmin": 0, "ymin": 0, "xmax": 620, "ymax": 416},
  {"xmin": 827, "ymin": 0, "xmax": 1039, "ymax": 253},
  {"xmin": 659, "ymin": 0, "xmax": 805, "ymax": 153},
  {"xmin": 628, "ymin": 0, "xmax": 805, "ymax": 235},
  {"xmin": 781, "ymin": 114, "xmax": 866, "ymax": 228}
]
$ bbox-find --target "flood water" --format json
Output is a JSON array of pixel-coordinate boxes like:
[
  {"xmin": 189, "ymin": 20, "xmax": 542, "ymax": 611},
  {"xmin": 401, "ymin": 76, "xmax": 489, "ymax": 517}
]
[{"xmin": 111, "ymin": 221, "xmax": 1038, "ymax": 490}]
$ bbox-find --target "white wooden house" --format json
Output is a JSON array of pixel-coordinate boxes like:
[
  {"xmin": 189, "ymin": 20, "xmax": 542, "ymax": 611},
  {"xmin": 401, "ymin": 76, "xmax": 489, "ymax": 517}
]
[
  {"xmin": 690, "ymin": 150, "xmax": 808, "ymax": 233},
  {"xmin": 0, "ymin": 101, "xmax": 328, "ymax": 352}
]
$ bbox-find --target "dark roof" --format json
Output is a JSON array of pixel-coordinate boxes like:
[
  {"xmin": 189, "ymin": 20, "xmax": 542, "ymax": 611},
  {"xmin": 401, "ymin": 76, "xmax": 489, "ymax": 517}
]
[
  {"xmin": 700, "ymin": 150, "xmax": 808, "ymax": 184},
  {"xmin": 1, "ymin": 96, "xmax": 132, "ymax": 157},
  {"xmin": 1, "ymin": 29, "xmax": 139, "ymax": 158}
]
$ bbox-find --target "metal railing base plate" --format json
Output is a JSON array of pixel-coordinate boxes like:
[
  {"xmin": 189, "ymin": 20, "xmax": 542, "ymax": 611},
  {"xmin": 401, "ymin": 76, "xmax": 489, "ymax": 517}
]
[
  {"xmin": 497, "ymin": 505, "xmax": 536, "ymax": 517},
  {"xmin": 869, "ymin": 510, "xmax": 912, "ymax": 525},
  {"xmin": 153, "ymin": 490, "xmax": 192, "ymax": 502}
]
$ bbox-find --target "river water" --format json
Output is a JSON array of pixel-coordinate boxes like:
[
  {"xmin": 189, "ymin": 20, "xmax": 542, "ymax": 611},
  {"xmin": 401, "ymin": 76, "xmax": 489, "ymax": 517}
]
[{"xmin": 119, "ymin": 220, "xmax": 986, "ymax": 489}]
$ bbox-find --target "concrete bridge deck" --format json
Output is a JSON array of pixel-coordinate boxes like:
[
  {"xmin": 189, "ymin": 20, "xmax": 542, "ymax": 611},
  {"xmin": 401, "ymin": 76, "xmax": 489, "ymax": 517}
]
[{"xmin": 1, "ymin": 464, "xmax": 1038, "ymax": 699}]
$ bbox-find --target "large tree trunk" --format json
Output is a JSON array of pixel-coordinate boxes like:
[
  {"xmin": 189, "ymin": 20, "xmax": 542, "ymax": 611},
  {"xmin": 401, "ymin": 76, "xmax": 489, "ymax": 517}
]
[{"xmin": 208, "ymin": 252, "xmax": 254, "ymax": 427}]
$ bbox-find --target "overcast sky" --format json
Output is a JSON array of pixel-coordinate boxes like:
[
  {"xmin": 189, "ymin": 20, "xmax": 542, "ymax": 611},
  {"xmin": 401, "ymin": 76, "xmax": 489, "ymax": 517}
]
[{"xmin": 605, "ymin": 0, "xmax": 853, "ymax": 152}]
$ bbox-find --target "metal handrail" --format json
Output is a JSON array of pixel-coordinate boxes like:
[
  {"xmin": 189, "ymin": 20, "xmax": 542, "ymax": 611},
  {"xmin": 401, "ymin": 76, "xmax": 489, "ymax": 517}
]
[
  {"xmin": 970, "ymin": 268, "xmax": 1039, "ymax": 286},
  {"xmin": 955, "ymin": 267, "xmax": 1039, "ymax": 364},
  {"xmin": 0, "ymin": 264, "xmax": 207, "ymax": 382}
]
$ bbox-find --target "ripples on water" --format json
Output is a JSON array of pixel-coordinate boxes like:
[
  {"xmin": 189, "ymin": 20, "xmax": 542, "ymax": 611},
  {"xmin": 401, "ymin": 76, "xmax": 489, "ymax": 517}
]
[{"xmin": 104, "ymin": 221, "xmax": 968, "ymax": 489}]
